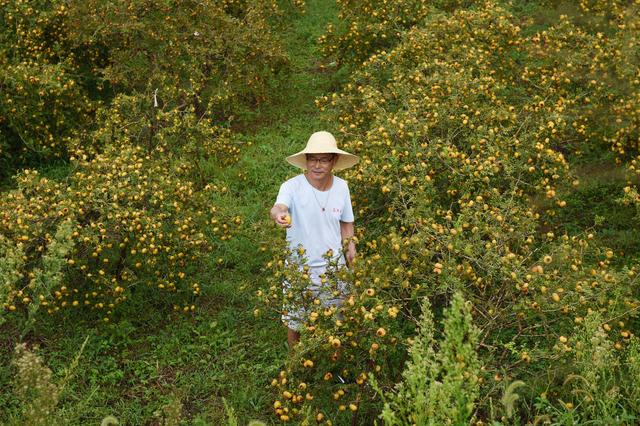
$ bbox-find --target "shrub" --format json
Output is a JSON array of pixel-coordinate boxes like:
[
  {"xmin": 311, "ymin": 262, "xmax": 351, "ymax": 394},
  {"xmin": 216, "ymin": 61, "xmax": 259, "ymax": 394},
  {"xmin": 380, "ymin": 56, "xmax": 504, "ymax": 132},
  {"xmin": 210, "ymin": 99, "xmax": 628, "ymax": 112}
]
[
  {"xmin": 65, "ymin": 0, "xmax": 290, "ymax": 120},
  {"xmin": 319, "ymin": 3, "xmax": 571, "ymax": 232},
  {"xmin": 0, "ymin": 0, "xmax": 293, "ymax": 174},
  {"xmin": 70, "ymin": 93, "xmax": 243, "ymax": 180},
  {"xmin": 12, "ymin": 343, "xmax": 59, "ymax": 426},
  {"xmin": 295, "ymin": 0, "xmax": 640, "ymax": 422},
  {"xmin": 9, "ymin": 339, "xmax": 99, "ymax": 425},
  {"xmin": 259, "ymin": 248, "xmax": 408, "ymax": 424},
  {"xmin": 318, "ymin": 0, "xmax": 432, "ymax": 67},
  {"xmin": 0, "ymin": 143, "xmax": 240, "ymax": 323},
  {"xmin": 318, "ymin": 0, "xmax": 483, "ymax": 68},
  {"xmin": 0, "ymin": 0, "xmax": 99, "ymax": 170},
  {"xmin": 378, "ymin": 293, "xmax": 482, "ymax": 425},
  {"xmin": 530, "ymin": 314, "xmax": 639, "ymax": 425}
]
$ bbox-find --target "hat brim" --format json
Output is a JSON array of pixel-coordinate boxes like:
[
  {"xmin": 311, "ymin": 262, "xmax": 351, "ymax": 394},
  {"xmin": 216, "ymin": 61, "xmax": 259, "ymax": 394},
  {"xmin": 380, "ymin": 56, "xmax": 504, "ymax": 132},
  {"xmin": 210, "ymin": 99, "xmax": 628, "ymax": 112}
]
[{"xmin": 286, "ymin": 148, "xmax": 359, "ymax": 171}]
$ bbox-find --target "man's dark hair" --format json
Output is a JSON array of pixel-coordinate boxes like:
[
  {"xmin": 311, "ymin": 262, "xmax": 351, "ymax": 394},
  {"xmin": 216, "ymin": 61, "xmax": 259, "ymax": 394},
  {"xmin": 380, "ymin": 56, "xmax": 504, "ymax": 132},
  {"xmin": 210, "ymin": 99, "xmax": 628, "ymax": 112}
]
[{"xmin": 305, "ymin": 153, "xmax": 338, "ymax": 159}]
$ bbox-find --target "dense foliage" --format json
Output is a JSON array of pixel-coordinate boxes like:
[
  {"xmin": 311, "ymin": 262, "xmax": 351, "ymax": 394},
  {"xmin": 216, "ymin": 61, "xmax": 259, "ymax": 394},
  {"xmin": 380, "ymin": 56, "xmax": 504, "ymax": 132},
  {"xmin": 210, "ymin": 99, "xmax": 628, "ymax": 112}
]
[
  {"xmin": 1, "ymin": 143, "xmax": 241, "ymax": 323},
  {"xmin": 259, "ymin": 0, "xmax": 640, "ymax": 424},
  {"xmin": 0, "ymin": 0, "xmax": 297, "ymax": 324},
  {"xmin": 0, "ymin": 0, "xmax": 291, "ymax": 176},
  {"xmin": 2, "ymin": 0, "xmax": 640, "ymax": 424}
]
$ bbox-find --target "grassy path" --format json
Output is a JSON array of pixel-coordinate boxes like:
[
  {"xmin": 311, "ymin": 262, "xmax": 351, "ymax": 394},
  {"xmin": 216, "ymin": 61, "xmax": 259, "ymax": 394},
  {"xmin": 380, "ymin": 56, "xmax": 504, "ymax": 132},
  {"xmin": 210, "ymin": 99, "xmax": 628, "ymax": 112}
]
[
  {"xmin": 0, "ymin": 2, "xmax": 343, "ymax": 425},
  {"xmin": 196, "ymin": 0, "xmax": 345, "ymax": 422}
]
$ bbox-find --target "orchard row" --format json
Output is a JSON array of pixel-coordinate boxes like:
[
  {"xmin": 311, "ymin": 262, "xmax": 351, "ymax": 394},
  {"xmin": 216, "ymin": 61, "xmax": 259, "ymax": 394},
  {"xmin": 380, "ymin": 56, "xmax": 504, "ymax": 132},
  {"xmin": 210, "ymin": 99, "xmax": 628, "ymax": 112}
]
[{"xmin": 259, "ymin": 1, "xmax": 640, "ymax": 424}]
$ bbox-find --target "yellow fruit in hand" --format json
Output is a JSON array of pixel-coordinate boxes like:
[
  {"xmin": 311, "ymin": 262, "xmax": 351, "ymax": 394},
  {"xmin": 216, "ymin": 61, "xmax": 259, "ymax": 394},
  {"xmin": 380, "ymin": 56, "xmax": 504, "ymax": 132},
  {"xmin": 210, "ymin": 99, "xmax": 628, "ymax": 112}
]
[{"xmin": 284, "ymin": 214, "xmax": 291, "ymax": 225}]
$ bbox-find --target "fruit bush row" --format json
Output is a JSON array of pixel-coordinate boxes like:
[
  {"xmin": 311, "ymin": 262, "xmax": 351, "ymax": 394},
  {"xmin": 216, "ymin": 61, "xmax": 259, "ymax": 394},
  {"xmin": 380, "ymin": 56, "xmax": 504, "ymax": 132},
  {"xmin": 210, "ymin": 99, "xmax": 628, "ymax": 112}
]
[
  {"xmin": 0, "ymin": 0, "xmax": 301, "ymax": 324},
  {"xmin": 0, "ymin": 0, "xmax": 294, "ymax": 174},
  {"xmin": 260, "ymin": 1, "xmax": 640, "ymax": 423},
  {"xmin": 0, "ymin": 141, "xmax": 241, "ymax": 324}
]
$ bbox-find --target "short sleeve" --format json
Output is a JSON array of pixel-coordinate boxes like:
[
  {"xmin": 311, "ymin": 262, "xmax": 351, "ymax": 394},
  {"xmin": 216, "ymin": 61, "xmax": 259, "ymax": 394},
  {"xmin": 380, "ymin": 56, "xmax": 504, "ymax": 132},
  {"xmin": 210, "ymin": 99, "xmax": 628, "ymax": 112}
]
[
  {"xmin": 340, "ymin": 183, "xmax": 355, "ymax": 222},
  {"xmin": 275, "ymin": 180, "xmax": 292, "ymax": 208}
]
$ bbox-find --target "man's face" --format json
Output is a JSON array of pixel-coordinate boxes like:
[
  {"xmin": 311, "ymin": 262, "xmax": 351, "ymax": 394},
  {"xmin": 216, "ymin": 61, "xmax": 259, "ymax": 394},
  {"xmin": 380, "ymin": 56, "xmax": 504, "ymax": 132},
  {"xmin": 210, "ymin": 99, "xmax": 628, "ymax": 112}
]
[{"xmin": 306, "ymin": 154, "xmax": 337, "ymax": 181}]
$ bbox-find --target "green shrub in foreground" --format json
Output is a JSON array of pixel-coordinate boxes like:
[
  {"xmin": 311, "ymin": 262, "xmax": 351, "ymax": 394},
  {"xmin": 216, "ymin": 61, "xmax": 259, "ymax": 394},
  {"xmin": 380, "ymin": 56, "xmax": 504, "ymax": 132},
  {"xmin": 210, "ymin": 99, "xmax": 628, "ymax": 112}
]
[{"xmin": 378, "ymin": 292, "xmax": 481, "ymax": 426}]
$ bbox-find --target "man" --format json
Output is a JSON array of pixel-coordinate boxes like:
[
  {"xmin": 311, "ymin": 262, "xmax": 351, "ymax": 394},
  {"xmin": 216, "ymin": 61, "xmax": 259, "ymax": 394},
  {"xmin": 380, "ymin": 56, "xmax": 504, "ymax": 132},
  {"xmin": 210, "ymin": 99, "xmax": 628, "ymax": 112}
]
[{"xmin": 270, "ymin": 131, "xmax": 359, "ymax": 349}]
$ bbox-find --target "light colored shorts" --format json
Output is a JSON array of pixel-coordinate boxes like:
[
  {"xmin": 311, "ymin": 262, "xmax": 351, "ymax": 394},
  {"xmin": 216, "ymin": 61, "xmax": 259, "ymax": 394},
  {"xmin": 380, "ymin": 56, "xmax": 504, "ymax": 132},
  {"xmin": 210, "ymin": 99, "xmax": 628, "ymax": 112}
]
[{"xmin": 282, "ymin": 264, "xmax": 346, "ymax": 332}]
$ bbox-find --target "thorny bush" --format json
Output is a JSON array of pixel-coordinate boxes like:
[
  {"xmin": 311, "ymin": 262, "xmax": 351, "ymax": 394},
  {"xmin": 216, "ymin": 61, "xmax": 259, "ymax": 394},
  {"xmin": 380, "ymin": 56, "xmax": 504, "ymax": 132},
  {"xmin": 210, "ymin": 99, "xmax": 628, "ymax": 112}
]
[
  {"xmin": 0, "ymin": 0, "xmax": 294, "ymax": 174},
  {"xmin": 0, "ymin": 143, "xmax": 240, "ymax": 323},
  {"xmin": 259, "ymin": 1, "xmax": 640, "ymax": 423}
]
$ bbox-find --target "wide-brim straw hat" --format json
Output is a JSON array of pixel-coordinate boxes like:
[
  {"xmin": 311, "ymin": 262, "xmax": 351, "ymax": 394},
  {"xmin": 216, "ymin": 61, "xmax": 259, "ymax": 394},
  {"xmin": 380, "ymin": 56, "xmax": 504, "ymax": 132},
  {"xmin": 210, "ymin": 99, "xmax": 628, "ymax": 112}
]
[{"xmin": 286, "ymin": 131, "xmax": 359, "ymax": 171}]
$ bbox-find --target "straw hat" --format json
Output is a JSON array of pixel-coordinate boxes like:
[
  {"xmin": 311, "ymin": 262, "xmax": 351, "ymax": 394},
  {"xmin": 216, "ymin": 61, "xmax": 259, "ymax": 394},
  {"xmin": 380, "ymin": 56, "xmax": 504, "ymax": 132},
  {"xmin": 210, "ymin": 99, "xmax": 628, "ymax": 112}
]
[{"xmin": 286, "ymin": 131, "xmax": 359, "ymax": 171}]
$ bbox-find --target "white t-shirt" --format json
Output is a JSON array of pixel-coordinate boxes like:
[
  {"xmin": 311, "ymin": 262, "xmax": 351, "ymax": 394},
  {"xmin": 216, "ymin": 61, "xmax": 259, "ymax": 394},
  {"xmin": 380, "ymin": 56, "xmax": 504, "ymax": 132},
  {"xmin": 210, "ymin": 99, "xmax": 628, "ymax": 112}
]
[{"xmin": 275, "ymin": 174, "xmax": 354, "ymax": 267}]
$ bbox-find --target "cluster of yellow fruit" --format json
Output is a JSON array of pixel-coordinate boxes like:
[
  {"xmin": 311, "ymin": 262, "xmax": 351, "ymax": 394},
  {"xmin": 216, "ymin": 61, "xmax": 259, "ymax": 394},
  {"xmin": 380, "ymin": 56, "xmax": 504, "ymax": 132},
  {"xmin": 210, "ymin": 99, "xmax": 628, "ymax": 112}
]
[
  {"xmin": 291, "ymin": 0, "xmax": 307, "ymax": 13},
  {"xmin": 260, "ymin": 1, "xmax": 640, "ymax": 422},
  {"xmin": 319, "ymin": 0, "xmax": 431, "ymax": 67},
  {"xmin": 0, "ymin": 0, "xmax": 97, "ymax": 163},
  {"xmin": 0, "ymin": 143, "xmax": 240, "ymax": 321},
  {"xmin": 621, "ymin": 155, "xmax": 640, "ymax": 222}
]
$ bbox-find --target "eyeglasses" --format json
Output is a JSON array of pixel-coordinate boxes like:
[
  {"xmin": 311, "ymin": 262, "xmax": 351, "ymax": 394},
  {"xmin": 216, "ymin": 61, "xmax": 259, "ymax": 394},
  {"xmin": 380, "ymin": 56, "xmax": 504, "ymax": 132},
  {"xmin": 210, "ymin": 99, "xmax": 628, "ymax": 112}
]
[{"xmin": 306, "ymin": 155, "xmax": 335, "ymax": 166}]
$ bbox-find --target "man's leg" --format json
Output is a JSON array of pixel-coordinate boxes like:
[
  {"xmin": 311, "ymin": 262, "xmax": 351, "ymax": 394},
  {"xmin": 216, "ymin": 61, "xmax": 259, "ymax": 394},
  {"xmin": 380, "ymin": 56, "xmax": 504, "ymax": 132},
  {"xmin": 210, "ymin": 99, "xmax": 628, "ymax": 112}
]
[
  {"xmin": 282, "ymin": 276, "xmax": 302, "ymax": 351},
  {"xmin": 288, "ymin": 328, "xmax": 300, "ymax": 350}
]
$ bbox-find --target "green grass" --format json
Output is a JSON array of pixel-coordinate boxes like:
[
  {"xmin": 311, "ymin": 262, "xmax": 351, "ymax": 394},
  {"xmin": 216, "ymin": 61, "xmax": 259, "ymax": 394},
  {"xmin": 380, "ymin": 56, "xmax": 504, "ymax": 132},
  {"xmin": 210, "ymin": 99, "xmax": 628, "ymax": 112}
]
[
  {"xmin": 0, "ymin": 1, "xmax": 342, "ymax": 424},
  {"xmin": 545, "ymin": 158, "xmax": 640, "ymax": 266}
]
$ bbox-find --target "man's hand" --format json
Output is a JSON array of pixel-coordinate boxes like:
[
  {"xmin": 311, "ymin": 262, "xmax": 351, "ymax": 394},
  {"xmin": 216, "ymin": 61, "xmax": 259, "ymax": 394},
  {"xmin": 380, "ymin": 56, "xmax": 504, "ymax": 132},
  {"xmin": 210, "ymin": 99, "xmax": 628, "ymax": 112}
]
[
  {"xmin": 340, "ymin": 221, "xmax": 356, "ymax": 267},
  {"xmin": 345, "ymin": 242, "xmax": 356, "ymax": 267},
  {"xmin": 271, "ymin": 204, "xmax": 291, "ymax": 228},
  {"xmin": 275, "ymin": 212, "xmax": 292, "ymax": 228}
]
